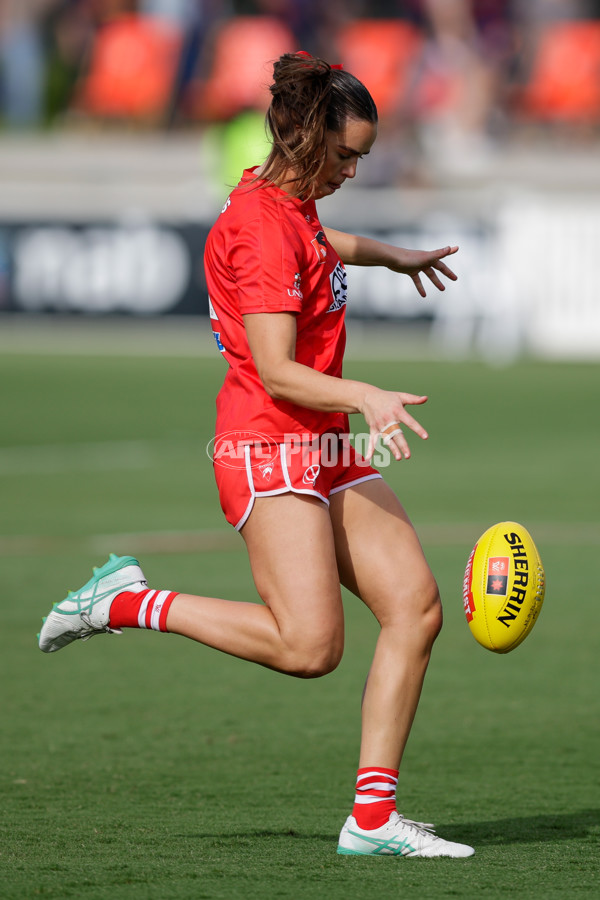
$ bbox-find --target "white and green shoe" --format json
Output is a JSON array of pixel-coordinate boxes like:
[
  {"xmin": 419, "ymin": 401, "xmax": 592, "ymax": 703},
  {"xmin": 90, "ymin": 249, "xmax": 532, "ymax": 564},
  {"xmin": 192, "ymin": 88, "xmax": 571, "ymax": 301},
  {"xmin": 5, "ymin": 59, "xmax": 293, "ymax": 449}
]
[
  {"xmin": 38, "ymin": 554, "xmax": 147, "ymax": 653},
  {"xmin": 337, "ymin": 812, "xmax": 474, "ymax": 858}
]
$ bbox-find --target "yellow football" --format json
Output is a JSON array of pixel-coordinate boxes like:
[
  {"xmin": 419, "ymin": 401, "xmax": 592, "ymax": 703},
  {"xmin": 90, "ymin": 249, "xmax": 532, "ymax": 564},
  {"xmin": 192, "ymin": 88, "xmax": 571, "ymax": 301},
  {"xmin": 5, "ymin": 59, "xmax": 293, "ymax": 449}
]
[{"xmin": 463, "ymin": 521, "xmax": 545, "ymax": 653}]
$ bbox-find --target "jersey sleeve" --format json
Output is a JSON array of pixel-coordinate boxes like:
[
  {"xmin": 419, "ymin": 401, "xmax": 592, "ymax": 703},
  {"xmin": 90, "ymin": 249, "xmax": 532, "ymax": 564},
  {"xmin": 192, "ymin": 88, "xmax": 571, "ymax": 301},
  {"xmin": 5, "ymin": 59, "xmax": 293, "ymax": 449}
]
[{"xmin": 228, "ymin": 198, "xmax": 304, "ymax": 315}]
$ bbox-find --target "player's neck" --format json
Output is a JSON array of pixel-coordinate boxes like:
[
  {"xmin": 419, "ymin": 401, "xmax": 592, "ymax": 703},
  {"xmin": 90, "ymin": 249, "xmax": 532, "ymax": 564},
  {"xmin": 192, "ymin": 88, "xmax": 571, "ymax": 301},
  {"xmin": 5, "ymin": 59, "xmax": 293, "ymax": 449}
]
[{"xmin": 254, "ymin": 163, "xmax": 304, "ymax": 198}]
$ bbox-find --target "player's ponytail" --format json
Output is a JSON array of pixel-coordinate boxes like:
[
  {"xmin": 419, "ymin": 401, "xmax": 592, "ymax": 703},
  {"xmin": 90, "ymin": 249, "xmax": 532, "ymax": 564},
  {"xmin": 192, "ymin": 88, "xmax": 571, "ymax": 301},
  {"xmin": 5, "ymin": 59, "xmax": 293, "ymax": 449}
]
[{"xmin": 260, "ymin": 52, "xmax": 377, "ymax": 199}]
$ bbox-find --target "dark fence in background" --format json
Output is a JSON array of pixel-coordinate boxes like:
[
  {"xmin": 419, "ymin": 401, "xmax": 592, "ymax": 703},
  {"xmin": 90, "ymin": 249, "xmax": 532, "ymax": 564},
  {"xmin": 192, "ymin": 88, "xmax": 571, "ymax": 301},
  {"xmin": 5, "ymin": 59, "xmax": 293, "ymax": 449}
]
[{"xmin": 0, "ymin": 220, "xmax": 210, "ymax": 317}]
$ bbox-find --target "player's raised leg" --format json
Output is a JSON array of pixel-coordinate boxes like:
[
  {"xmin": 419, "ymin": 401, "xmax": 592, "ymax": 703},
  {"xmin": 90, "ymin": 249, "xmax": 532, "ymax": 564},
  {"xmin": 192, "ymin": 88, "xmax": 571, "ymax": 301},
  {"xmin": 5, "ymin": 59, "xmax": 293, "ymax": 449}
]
[
  {"xmin": 40, "ymin": 494, "xmax": 345, "ymax": 679},
  {"xmin": 166, "ymin": 493, "xmax": 344, "ymax": 676},
  {"xmin": 330, "ymin": 479, "xmax": 474, "ymax": 858}
]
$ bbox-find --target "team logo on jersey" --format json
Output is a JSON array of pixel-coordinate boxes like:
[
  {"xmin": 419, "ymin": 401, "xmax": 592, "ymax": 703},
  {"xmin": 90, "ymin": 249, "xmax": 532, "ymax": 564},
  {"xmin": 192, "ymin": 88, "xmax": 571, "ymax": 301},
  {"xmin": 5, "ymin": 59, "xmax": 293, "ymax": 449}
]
[
  {"xmin": 208, "ymin": 297, "xmax": 218, "ymax": 320},
  {"xmin": 327, "ymin": 261, "xmax": 347, "ymax": 312},
  {"xmin": 212, "ymin": 331, "xmax": 225, "ymax": 352},
  {"xmin": 221, "ymin": 197, "xmax": 231, "ymax": 214},
  {"xmin": 311, "ymin": 230, "xmax": 327, "ymax": 264}
]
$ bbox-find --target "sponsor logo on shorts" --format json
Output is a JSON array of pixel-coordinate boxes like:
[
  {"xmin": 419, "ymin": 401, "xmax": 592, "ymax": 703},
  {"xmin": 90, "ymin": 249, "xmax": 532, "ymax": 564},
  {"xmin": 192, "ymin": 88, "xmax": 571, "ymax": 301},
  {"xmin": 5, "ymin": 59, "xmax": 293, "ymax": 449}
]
[{"xmin": 302, "ymin": 464, "xmax": 321, "ymax": 485}]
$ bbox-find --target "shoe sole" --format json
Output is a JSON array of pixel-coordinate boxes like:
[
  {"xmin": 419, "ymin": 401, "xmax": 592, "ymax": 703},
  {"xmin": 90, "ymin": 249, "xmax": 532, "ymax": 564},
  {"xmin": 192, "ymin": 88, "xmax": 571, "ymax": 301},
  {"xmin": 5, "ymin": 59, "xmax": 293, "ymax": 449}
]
[
  {"xmin": 337, "ymin": 845, "xmax": 474, "ymax": 858},
  {"xmin": 337, "ymin": 846, "xmax": 410, "ymax": 857}
]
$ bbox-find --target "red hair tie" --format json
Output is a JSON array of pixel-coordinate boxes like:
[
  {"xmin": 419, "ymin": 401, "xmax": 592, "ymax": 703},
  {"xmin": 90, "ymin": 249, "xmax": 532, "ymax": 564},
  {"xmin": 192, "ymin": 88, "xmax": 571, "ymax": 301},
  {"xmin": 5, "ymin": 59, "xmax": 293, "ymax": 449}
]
[{"xmin": 295, "ymin": 50, "xmax": 343, "ymax": 70}]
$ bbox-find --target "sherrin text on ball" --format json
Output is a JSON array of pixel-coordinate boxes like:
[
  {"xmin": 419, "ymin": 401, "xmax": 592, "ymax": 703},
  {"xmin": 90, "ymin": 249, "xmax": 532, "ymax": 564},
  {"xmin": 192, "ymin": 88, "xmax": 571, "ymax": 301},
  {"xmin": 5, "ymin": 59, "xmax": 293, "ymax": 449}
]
[{"xmin": 463, "ymin": 521, "xmax": 545, "ymax": 653}]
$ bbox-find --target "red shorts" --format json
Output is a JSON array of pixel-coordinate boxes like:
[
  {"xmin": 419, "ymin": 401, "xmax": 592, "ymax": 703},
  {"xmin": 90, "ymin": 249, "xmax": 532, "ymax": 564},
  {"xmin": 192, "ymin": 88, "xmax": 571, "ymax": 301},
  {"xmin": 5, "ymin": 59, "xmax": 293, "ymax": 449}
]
[{"xmin": 213, "ymin": 434, "xmax": 381, "ymax": 530}]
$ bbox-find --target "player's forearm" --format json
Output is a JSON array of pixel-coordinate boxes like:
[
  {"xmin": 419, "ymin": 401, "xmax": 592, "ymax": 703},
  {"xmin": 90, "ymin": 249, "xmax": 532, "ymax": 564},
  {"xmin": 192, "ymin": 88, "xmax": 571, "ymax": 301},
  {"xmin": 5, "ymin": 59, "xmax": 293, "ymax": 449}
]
[
  {"xmin": 324, "ymin": 227, "xmax": 400, "ymax": 268},
  {"xmin": 261, "ymin": 357, "xmax": 370, "ymax": 415}
]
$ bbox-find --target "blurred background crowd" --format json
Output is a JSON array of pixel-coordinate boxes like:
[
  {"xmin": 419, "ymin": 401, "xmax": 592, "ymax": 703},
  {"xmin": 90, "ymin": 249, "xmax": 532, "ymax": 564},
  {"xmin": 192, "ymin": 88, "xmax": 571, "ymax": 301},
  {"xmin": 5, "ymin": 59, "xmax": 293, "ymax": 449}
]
[
  {"xmin": 3, "ymin": 1, "xmax": 600, "ymax": 360},
  {"xmin": 3, "ymin": 1, "xmax": 600, "ymax": 181}
]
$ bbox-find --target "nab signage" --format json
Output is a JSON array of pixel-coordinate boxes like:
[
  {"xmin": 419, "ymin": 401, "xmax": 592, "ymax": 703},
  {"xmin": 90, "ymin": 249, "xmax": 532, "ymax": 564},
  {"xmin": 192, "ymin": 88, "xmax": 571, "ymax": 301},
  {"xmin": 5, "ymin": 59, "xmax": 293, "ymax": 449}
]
[{"xmin": 1, "ymin": 220, "xmax": 210, "ymax": 316}]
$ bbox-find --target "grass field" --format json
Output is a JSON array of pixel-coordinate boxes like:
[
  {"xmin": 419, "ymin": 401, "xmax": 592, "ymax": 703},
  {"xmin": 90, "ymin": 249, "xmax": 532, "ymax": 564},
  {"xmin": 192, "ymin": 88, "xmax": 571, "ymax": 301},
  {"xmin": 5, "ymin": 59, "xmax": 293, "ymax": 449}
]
[{"xmin": 1, "ymin": 339, "xmax": 599, "ymax": 899}]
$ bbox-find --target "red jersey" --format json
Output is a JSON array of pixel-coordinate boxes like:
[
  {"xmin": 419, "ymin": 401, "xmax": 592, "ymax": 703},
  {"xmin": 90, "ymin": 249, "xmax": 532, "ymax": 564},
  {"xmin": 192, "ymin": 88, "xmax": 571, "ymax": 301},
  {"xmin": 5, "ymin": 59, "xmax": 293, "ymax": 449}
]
[{"xmin": 204, "ymin": 168, "xmax": 349, "ymax": 441}]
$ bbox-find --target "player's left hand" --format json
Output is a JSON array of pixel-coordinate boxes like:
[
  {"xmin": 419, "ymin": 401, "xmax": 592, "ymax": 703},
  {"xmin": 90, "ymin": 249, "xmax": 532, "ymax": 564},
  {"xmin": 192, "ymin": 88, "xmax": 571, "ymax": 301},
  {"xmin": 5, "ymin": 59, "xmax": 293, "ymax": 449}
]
[{"xmin": 387, "ymin": 245, "xmax": 459, "ymax": 297}]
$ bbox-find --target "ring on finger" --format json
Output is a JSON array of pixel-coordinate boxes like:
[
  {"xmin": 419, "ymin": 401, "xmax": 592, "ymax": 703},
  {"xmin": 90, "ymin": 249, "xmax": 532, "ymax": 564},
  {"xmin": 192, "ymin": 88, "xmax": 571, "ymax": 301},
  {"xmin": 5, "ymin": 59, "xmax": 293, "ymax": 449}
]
[
  {"xmin": 381, "ymin": 420, "xmax": 403, "ymax": 435},
  {"xmin": 381, "ymin": 422, "xmax": 403, "ymax": 445}
]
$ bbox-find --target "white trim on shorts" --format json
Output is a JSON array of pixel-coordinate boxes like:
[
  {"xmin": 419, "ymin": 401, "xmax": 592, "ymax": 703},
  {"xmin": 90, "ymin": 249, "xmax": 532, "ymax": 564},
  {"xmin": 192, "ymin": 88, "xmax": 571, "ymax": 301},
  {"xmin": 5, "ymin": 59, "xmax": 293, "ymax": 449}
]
[
  {"xmin": 329, "ymin": 473, "xmax": 382, "ymax": 496},
  {"xmin": 234, "ymin": 442, "xmax": 329, "ymax": 532}
]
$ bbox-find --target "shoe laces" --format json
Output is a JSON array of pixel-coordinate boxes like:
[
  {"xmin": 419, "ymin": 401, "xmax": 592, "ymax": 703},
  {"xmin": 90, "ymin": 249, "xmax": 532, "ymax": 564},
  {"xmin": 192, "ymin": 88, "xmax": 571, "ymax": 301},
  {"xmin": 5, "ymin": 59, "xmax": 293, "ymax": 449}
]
[
  {"xmin": 392, "ymin": 813, "xmax": 438, "ymax": 842},
  {"xmin": 79, "ymin": 613, "xmax": 122, "ymax": 642}
]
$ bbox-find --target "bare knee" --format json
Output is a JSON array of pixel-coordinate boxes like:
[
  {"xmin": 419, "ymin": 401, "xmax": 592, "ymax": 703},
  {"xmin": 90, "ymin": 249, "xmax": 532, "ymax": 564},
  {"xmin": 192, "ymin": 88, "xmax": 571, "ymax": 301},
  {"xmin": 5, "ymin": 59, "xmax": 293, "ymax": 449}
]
[
  {"xmin": 381, "ymin": 576, "xmax": 443, "ymax": 651},
  {"xmin": 283, "ymin": 633, "xmax": 344, "ymax": 679},
  {"xmin": 427, "ymin": 589, "xmax": 444, "ymax": 646},
  {"xmin": 412, "ymin": 576, "xmax": 443, "ymax": 651}
]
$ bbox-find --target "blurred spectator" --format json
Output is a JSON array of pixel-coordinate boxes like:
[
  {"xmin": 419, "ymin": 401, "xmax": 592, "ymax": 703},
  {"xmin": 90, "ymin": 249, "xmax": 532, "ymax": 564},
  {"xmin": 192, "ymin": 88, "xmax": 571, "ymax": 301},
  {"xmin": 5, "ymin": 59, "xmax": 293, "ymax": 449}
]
[
  {"xmin": 43, "ymin": 1, "xmax": 95, "ymax": 126},
  {"xmin": 406, "ymin": 0, "xmax": 513, "ymax": 173},
  {"xmin": 510, "ymin": 1, "xmax": 590, "ymax": 75},
  {"xmin": 43, "ymin": 1, "xmax": 140, "ymax": 126},
  {"xmin": 43, "ymin": 1, "xmax": 220, "ymax": 126},
  {"xmin": 149, "ymin": 1, "xmax": 227, "ymax": 127},
  {"xmin": 512, "ymin": 0, "xmax": 588, "ymax": 27},
  {"xmin": 1, "ymin": 0, "xmax": 600, "ymax": 166},
  {"xmin": 510, "ymin": 0, "xmax": 600, "ymax": 134},
  {"xmin": 139, "ymin": 0, "xmax": 199, "ymax": 22},
  {"xmin": 0, "ymin": 0, "xmax": 57, "ymax": 127},
  {"xmin": 231, "ymin": 0, "xmax": 356, "ymax": 59}
]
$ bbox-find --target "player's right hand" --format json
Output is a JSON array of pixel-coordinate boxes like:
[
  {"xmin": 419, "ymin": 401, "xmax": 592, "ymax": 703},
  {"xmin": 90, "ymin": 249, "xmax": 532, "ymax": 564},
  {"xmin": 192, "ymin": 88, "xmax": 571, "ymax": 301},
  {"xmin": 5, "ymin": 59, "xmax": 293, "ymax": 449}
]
[{"xmin": 361, "ymin": 388, "xmax": 429, "ymax": 462}]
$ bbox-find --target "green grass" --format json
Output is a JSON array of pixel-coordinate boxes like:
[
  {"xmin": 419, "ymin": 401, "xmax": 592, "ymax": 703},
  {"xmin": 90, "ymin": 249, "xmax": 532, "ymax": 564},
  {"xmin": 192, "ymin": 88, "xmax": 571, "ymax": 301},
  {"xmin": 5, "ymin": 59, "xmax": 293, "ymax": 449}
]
[{"xmin": 1, "ymin": 350, "xmax": 599, "ymax": 899}]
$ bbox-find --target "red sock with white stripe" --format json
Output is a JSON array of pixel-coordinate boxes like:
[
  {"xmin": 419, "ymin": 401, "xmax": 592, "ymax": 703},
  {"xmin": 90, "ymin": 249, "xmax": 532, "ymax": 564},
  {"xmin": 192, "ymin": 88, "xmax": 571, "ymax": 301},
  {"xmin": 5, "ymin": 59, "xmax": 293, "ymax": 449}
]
[
  {"xmin": 352, "ymin": 767, "xmax": 399, "ymax": 830},
  {"xmin": 109, "ymin": 588, "xmax": 178, "ymax": 632}
]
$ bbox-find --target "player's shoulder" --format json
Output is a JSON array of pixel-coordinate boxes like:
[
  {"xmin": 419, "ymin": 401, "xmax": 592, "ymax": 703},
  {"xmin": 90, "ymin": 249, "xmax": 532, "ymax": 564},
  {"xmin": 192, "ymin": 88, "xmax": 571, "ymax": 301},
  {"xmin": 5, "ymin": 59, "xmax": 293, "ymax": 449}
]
[
  {"xmin": 213, "ymin": 175, "xmax": 270, "ymax": 229},
  {"xmin": 214, "ymin": 176, "xmax": 308, "ymax": 243}
]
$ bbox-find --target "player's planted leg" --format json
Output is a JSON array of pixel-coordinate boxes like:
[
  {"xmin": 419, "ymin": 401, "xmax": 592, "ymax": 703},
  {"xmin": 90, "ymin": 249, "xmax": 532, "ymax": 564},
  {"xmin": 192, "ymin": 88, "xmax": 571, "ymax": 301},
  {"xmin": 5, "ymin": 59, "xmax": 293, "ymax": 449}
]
[{"xmin": 330, "ymin": 480, "xmax": 475, "ymax": 858}]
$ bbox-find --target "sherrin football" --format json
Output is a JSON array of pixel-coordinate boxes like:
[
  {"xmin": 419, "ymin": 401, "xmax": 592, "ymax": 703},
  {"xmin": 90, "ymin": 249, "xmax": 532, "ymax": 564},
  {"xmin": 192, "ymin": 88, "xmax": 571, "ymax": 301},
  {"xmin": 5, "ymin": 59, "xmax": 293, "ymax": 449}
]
[{"xmin": 463, "ymin": 522, "xmax": 545, "ymax": 653}]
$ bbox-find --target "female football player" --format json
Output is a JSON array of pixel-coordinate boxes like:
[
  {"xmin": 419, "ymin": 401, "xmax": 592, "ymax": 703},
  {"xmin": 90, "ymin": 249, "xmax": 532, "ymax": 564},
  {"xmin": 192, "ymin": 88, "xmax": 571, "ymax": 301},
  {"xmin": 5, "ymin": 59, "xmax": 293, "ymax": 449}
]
[{"xmin": 39, "ymin": 52, "xmax": 474, "ymax": 859}]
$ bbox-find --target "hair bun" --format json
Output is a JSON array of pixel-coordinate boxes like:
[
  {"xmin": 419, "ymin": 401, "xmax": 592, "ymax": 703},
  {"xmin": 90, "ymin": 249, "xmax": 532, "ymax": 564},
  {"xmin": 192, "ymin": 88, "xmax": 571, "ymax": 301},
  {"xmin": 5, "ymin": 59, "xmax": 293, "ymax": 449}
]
[{"xmin": 272, "ymin": 51, "xmax": 333, "ymax": 89}]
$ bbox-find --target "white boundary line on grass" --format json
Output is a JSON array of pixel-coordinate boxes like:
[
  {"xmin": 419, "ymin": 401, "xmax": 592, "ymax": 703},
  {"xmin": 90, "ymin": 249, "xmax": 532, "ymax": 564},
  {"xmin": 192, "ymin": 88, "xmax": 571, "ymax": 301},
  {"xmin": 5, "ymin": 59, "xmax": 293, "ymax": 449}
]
[
  {"xmin": 1, "ymin": 522, "xmax": 599, "ymax": 557},
  {"xmin": 0, "ymin": 318, "xmax": 437, "ymax": 361},
  {"xmin": 0, "ymin": 438, "xmax": 209, "ymax": 475},
  {"xmin": 0, "ymin": 439, "xmax": 177, "ymax": 474}
]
